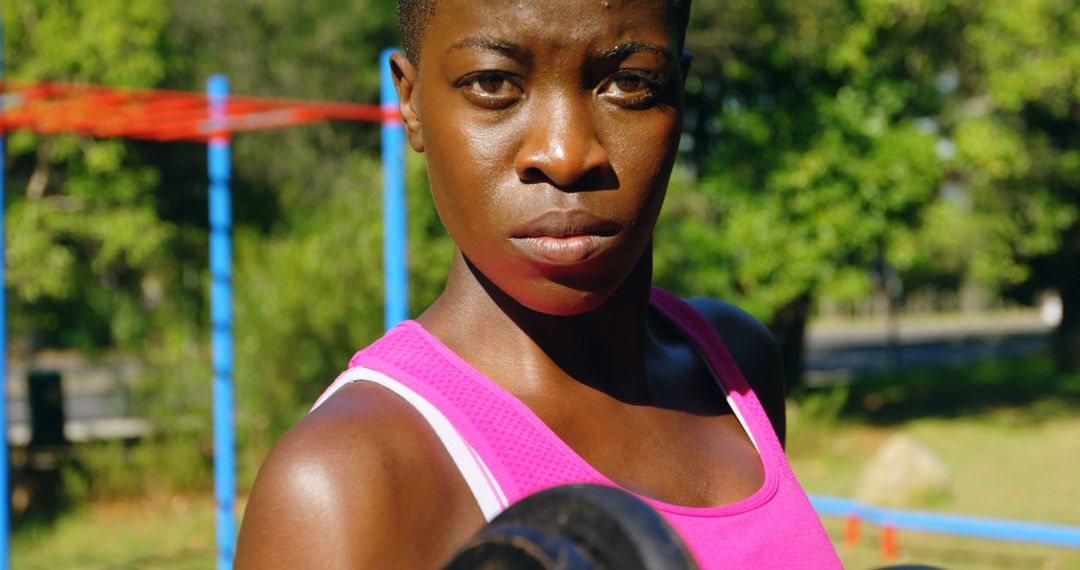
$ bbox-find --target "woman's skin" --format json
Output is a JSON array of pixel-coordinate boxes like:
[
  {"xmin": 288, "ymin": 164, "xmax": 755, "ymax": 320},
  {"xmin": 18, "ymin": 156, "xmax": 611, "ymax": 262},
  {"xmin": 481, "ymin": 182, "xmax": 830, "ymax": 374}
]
[{"xmin": 235, "ymin": 1, "xmax": 786, "ymax": 568}]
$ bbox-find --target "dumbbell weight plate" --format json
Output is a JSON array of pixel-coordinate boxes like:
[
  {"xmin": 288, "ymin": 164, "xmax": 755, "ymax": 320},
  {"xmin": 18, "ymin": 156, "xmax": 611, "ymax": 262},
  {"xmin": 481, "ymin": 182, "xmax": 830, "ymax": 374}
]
[{"xmin": 443, "ymin": 484, "xmax": 698, "ymax": 570}]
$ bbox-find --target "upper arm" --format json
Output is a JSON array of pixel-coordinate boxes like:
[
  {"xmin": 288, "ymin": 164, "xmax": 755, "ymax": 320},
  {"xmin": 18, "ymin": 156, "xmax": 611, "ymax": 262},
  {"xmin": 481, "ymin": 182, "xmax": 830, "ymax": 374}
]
[
  {"xmin": 687, "ymin": 297, "xmax": 787, "ymax": 447},
  {"xmin": 235, "ymin": 382, "xmax": 482, "ymax": 569}
]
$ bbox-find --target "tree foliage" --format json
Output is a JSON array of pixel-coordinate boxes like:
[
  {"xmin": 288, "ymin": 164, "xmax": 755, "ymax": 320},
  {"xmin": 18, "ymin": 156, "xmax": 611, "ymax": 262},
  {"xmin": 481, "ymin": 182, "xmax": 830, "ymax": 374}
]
[
  {"xmin": 654, "ymin": 0, "xmax": 956, "ymax": 383},
  {"xmin": 947, "ymin": 0, "xmax": 1080, "ymax": 370},
  {"xmin": 2, "ymin": 0, "xmax": 1077, "ymax": 492},
  {"xmin": 655, "ymin": 0, "xmax": 1080, "ymax": 380},
  {"xmin": 2, "ymin": 0, "xmax": 175, "ymax": 349}
]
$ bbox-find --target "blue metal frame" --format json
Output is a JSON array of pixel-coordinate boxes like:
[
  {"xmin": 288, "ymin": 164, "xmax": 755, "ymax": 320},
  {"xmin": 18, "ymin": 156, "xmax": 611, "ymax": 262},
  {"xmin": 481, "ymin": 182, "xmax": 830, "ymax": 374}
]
[
  {"xmin": 207, "ymin": 75, "xmax": 235, "ymax": 570},
  {"xmin": 380, "ymin": 49, "xmax": 408, "ymax": 330},
  {"xmin": 0, "ymin": 10, "xmax": 9, "ymax": 570}
]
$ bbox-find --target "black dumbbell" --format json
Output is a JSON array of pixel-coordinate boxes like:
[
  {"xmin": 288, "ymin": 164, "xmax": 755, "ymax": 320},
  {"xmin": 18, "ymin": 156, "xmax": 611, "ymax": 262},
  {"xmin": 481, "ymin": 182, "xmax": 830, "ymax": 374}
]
[{"xmin": 443, "ymin": 484, "xmax": 698, "ymax": 570}]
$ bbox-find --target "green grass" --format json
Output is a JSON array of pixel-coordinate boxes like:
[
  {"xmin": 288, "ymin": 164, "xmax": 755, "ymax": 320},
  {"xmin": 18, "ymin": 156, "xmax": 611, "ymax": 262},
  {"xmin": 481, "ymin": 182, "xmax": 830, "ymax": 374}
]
[
  {"xmin": 12, "ymin": 496, "xmax": 216, "ymax": 569},
  {"xmin": 9, "ymin": 354, "xmax": 1080, "ymax": 569},
  {"xmin": 788, "ymin": 354, "xmax": 1080, "ymax": 568}
]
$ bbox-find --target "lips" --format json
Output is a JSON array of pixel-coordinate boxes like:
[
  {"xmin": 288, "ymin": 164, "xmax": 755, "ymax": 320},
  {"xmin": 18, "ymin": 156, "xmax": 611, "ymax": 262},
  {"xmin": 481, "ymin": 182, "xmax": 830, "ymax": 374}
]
[{"xmin": 509, "ymin": 209, "xmax": 620, "ymax": 265}]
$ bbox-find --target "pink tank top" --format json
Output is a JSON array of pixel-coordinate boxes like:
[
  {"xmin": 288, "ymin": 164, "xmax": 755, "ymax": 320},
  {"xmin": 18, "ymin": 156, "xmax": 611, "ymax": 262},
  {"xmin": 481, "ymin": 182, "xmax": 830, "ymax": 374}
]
[{"xmin": 312, "ymin": 289, "xmax": 841, "ymax": 569}]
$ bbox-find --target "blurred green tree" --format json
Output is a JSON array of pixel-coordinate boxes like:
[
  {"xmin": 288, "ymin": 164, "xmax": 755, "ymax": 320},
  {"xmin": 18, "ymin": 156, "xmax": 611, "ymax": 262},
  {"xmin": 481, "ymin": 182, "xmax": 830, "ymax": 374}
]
[
  {"xmin": 1, "ymin": 0, "xmax": 176, "ymax": 351},
  {"xmin": 946, "ymin": 0, "xmax": 1080, "ymax": 371},
  {"xmin": 165, "ymin": 1, "xmax": 456, "ymax": 473},
  {"xmin": 4, "ymin": 0, "xmax": 1076, "ymax": 493},
  {"xmin": 1, "ymin": 0, "xmax": 428, "ymax": 485},
  {"xmin": 657, "ymin": 0, "xmax": 950, "ymax": 385},
  {"xmin": 657, "ymin": 0, "xmax": 1079, "ymax": 382}
]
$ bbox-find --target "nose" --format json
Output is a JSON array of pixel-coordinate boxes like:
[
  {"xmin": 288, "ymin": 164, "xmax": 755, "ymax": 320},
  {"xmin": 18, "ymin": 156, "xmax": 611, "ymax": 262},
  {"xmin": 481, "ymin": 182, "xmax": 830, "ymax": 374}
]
[{"xmin": 514, "ymin": 93, "xmax": 612, "ymax": 189}]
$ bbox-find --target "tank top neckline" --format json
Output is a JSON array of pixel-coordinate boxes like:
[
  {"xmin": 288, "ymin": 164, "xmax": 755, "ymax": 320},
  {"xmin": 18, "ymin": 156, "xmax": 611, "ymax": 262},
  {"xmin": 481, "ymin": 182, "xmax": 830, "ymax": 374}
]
[{"xmin": 395, "ymin": 289, "xmax": 781, "ymax": 517}]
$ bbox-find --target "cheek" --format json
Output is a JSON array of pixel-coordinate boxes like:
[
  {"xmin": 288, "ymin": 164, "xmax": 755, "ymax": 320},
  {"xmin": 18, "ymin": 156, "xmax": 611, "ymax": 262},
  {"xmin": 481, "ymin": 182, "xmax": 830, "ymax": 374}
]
[
  {"xmin": 602, "ymin": 114, "xmax": 680, "ymax": 222},
  {"xmin": 424, "ymin": 125, "xmax": 499, "ymax": 236},
  {"xmin": 421, "ymin": 105, "xmax": 525, "ymax": 234},
  {"xmin": 604, "ymin": 111, "xmax": 680, "ymax": 180}
]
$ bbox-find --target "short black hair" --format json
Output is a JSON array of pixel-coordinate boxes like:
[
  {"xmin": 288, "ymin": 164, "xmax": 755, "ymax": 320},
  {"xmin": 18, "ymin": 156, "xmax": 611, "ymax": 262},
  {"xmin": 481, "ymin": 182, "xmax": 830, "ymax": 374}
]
[{"xmin": 397, "ymin": 1, "xmax": 692, "ymax": 64}]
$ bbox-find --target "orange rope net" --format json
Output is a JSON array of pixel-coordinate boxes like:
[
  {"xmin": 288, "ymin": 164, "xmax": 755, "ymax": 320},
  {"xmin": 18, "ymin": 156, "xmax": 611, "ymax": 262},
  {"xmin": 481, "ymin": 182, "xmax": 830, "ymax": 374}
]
[{"xmin": 0, "ymin": 81, "xmax": 392, "ymax": 142}]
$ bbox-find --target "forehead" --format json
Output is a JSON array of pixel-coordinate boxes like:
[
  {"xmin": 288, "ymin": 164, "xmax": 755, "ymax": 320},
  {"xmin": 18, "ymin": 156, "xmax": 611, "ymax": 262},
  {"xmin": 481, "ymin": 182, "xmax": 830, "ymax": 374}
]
[{"xmin": 424, "ymin": 0, "xmax": 675, "ymax": 55}]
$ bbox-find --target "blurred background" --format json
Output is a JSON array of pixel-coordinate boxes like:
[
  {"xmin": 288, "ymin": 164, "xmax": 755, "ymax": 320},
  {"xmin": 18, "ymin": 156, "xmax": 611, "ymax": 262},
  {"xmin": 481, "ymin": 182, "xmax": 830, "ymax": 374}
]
[{"xmin": 1, "ymin": 0, "xmax": 1077, "ymax": 568}]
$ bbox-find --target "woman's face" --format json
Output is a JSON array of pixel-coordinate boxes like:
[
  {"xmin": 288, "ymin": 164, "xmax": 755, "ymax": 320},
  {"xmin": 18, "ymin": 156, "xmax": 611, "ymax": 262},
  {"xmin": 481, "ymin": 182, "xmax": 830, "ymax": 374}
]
[{"xmin": 403, "ymin": 0, "xmax": 685, "ymax": 315}]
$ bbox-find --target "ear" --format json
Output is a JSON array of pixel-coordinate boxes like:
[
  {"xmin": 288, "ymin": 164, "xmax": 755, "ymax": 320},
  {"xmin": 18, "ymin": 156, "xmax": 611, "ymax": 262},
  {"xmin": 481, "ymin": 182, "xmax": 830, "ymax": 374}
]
[
  {"xmin": 679, "ymin": 50, "xmax": 693, "ymax": 85},
  {"xmin": 389, "ymin": 51, "xmax": 425, "ymax": 152}
]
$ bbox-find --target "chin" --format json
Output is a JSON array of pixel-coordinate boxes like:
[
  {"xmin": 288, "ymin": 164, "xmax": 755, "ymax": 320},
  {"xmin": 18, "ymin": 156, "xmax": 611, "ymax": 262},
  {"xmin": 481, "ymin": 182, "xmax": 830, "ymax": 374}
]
[
  {"xmin": 496, "ymin": 273, "xmax": 623, "ymax": 317},
  {"xmin": 463, "ymin": 246, "xmax": 648, "ymax": 317},
  {"xmin": 520, "ymin": 288, "xmax": 607, "ymax": 316}
]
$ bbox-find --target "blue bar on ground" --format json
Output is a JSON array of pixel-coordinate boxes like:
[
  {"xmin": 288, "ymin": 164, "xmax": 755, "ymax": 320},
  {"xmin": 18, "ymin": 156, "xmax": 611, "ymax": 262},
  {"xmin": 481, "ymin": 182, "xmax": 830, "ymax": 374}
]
[
  {"xmin": 207, "ymin": 74, "xmax": 236, "ymax": 570},
  {"xmin": 380, "ymin": 48, "xmax": 408, "ymax": 331},
  {"xmin": 809, "ymin": 494, "xmax": 1080, "ymax": 549}
]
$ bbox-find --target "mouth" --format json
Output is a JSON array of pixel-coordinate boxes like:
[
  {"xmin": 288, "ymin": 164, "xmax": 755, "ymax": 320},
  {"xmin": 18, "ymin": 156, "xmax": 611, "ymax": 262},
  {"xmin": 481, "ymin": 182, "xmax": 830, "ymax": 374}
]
[{"xmin": 509, "ymin": 209, "xmax": 620, "ymax": 266}]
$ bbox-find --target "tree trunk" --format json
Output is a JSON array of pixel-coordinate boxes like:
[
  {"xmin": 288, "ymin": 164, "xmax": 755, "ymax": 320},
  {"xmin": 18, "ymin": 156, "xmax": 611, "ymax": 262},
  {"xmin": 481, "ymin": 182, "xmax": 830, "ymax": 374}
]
[
  {"xmin": 1054, "ymin": 219, "xmax": 1080, "ymax": 373},
  {"xmin": 769, "ymin": 292, "xmax": 813, "ymax": 393}
]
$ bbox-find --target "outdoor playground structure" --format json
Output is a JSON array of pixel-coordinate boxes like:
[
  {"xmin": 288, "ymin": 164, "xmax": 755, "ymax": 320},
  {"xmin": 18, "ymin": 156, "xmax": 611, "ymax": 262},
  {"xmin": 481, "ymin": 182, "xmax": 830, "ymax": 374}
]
[
  {"xmin": 1, "ymin": 43, "xmax": 1079, "ymax": 570},
  {"xmin": 0, "ymin": 40, "xmax": 408, "ymax": 569}
]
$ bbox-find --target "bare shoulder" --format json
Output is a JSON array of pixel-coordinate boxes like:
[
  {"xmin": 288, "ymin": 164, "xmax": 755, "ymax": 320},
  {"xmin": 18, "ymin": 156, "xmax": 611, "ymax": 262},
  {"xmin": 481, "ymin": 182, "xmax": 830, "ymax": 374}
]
[
  {"xmin": 235, "ymin": 381, "xmax": 482, "ymax": 569},
  {"xmin": 684, "ymin": 297, "xmax": 787, "ymax": 447}
]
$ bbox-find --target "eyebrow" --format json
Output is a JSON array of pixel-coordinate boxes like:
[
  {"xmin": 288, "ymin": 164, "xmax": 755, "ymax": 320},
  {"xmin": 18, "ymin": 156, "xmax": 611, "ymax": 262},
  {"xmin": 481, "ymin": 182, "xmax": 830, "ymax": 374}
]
[
  {"xmin": 598, "ymin": 41, "xmax": 671, "ymax": 60},
  {"xmin": 447, "ymin": 37, "xmax": 530, "ymax": 62},
  {"xmin": 447, "ymin": 38, "xmax": 671, "ymax": 64}
]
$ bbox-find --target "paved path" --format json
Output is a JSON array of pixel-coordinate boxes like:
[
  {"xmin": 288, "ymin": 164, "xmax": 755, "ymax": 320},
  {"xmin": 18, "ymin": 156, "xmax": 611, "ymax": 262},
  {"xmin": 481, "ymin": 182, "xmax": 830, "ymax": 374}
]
[{"xmin": 805, "ymin": 311, "xmax": 1053, "ymax": 386}]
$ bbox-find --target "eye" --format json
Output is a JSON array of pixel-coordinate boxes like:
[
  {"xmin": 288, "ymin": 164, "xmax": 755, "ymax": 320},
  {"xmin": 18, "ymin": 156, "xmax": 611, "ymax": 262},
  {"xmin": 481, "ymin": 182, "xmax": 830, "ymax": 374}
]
[
  {"xmin": 456, "ymin": 72, "xmax": 523, "ymax": 109},
  {"xmin": 600, "ymin": 71, "xmax": 664, "ymax": 109},
  {"xmin": 613, "ymin": 75, "xmax": 647, "ymax": 93}
]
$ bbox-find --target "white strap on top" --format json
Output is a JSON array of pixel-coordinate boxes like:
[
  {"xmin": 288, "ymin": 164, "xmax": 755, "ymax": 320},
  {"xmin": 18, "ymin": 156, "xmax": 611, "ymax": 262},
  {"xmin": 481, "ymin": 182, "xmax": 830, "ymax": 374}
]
[
  {"xmin": 722, "ymin": 389, "xmax": 760, "ymax": 454},
  {"xmin": 312, "ymin": 366, "xmax": 508, "ymax": 521}
]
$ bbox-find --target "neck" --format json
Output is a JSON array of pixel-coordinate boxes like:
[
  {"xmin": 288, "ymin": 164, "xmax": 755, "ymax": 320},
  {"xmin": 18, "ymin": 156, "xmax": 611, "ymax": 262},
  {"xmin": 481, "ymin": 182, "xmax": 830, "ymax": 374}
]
[{"xmin": 417, "ymin": 249, "xmax": 655, "ymax": 403}]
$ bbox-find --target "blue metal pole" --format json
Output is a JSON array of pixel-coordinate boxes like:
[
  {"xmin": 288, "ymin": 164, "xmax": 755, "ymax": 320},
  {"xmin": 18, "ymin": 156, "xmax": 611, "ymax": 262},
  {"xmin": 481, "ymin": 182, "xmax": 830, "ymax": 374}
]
[
  {"xmin": 0, "ymin": 10, "xmax": 9, "ymax": 570},
  {"xmin": 207, "ymin": 75, "xmax": 235, "ymax": 570},
  {"xmin": 380, "ymin": 49, "xmax": 408, "ymax": 331}
]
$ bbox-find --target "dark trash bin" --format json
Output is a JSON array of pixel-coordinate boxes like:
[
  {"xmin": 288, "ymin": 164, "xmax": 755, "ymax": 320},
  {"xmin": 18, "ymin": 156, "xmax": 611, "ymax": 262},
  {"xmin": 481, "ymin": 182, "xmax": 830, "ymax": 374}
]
[{"xmin": 28, "ymin": 370, "xmax": 67, "ymax": 447}]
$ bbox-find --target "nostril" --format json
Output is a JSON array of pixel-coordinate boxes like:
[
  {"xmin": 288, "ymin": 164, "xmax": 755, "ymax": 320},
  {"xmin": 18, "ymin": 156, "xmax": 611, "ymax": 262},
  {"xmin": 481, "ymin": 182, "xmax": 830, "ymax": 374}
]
[
  {"xmin": 577, "ymin": 164, "xmax": 612, "ymax": 188},
  {"xmin": 517, "ymin": 164, "xmax": 615, "ymax": 192},
  {"xmin": 519, "ymin": 166, "xmax": 548, "ymax": 185}
]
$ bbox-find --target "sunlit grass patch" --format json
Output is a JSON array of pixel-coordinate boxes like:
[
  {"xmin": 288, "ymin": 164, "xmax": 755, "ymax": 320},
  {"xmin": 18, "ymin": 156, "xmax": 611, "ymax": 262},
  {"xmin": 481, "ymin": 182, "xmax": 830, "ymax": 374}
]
[
  {"xmin": 789, "ymin": 355, "xmax": 1080, "ymax": 568},
  {"xmin": 12, "ymin": 495, "xmax": 216, "ymax": 570}
]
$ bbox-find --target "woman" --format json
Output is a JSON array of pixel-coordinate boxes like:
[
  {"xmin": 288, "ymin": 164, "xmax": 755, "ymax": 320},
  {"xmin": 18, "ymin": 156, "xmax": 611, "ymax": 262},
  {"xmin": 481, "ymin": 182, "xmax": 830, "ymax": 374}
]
[{"xmin": 235, "ymin": 1, "xmax": 841, "ymax": 567}]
